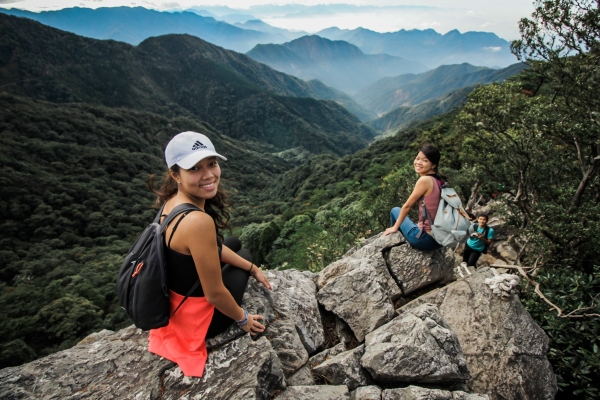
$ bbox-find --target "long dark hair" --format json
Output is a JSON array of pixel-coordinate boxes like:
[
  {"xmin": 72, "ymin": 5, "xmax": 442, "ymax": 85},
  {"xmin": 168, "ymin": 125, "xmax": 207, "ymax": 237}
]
[
  {"xmin": 147, "ymin": 165, "xmax": 232, "ymax": 233},
  {"xmin": 418, "ymin": 143, "xmax": 448, "ymax": 183}
]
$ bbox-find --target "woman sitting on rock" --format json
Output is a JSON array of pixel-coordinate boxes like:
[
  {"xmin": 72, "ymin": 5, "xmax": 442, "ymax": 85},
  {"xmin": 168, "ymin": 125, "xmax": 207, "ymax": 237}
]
[
  {"xmin": 148, "ymin": 131, "xmax": 272, "ymax": 377},
  {"xmin": 382, "ymin": 143, "xmax": 445, "ymax": 251}
]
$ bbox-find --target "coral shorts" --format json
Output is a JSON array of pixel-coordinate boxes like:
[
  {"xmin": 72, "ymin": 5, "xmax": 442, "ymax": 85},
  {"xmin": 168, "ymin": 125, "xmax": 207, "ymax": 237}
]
[{"xmin": 148, "ymin": 291, "xmax": 214, "ymax": 377}]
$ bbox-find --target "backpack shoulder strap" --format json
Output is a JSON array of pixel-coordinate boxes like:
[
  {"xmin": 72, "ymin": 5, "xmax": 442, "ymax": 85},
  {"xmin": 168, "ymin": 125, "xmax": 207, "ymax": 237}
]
[
  {"xmin": 160, "ymin": 203, "xmax": 203, "ymax": 230},
  {"xmin": 416, "ymin": 176, "xmax": 440, "ymax": 239},
  {"xmin": 152, "ymin": 204, "xmax": 166, "ymax": 224}
]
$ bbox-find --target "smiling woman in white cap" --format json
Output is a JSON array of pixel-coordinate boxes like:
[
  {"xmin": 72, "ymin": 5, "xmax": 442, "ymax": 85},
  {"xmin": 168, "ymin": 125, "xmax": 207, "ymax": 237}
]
[{"xmin": 147, "ymin": 131, "xmax": 272, "ymax": 378}]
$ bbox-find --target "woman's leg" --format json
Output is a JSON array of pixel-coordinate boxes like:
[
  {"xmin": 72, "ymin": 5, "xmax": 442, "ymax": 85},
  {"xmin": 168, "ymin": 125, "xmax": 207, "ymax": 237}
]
[
  {"xmin": 390, "ymin": 207, "xmax": 401, "ymax": 226},
  {"xmin": 206, "ymin": 244, "xmax": 251, "ymax": 339},
  {"xmin": 399, "ymin": 216, "xmax": 442, "ymax": 251}
]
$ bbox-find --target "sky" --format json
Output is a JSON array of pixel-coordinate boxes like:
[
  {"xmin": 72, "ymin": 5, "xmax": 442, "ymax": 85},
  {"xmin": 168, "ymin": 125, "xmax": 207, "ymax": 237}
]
[{"xmin": 0, "ymin": 0, "xmax": 536, "ymax": 40}]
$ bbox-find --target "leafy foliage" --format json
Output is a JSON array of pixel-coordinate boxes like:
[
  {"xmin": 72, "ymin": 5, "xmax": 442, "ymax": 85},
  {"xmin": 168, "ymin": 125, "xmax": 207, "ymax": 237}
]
[
  {"xmin": 0, "ymin": 13, "xmax": 374, "ymax": 156},
  {"xmin": 0, "ymin": 92, "xmax": 292, "ymax": 367}
]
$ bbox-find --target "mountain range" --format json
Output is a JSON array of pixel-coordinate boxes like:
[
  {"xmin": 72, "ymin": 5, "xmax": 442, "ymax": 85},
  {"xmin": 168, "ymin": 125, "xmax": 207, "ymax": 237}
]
[
  {"xmin": 317, "ymin": 27, "xmax": 518, "ymax": 69},
  {"xmin": 0, "ymin": 7, "xmax": 517, "ymax": 69},
  {"xmin": 246, "ymin": 35, "xmax": 426, "ymax": 95},
  {"xmin": 355, "ymin": 63, "xmax": 527, "ymax": 116},
  {"xmin": 0, "ymin": 13, "xmax": 373, "ymax": 155}
]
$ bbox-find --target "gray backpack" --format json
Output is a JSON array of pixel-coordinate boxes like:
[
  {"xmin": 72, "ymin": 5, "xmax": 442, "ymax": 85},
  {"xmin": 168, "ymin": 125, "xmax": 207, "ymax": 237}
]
[{"xmin": 418, "ymin": 178, "xmax": 473, "ymax": 247}]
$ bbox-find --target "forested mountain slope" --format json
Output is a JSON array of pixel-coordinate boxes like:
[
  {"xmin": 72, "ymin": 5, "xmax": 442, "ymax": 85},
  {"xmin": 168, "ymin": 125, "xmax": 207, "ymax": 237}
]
[
  {"xmin": 0, "ymin": 13, "xmax": 374, "ymax": 155},
  {"xmin": 0, "ymin": 92, "xmax": 294, "ymax": 367},
  {"xmin": 368, "ymin": 86, "xmax": 474, "ymax": 133},
  {"xmin": 246, "ymin": 35, "xmax": 426, "ymax": 94},
  {"xmin": 354, "ymin": 62, "xmax": 527, "ymax": 115}
]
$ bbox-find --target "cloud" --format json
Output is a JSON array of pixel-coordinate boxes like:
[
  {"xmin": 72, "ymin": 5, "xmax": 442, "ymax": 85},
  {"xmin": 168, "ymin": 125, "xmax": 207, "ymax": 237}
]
[
  {"xmin": 484, "ymin": 46, "xmax": 502, "ymax": 52},
  {"xmin": 0, "ymin": 0, "xmax": 24, "ymax": 3}
]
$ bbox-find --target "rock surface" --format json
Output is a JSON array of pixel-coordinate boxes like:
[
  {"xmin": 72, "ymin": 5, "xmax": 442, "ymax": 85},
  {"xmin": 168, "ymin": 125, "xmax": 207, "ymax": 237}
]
[
  {"xmin": 400, "ymin": 268, "xmax": 557, "ymax": 399},
  {"xmin": 0, "ymin": 232, "xmax": 557, "ymax": 400},
  {"xmin": 386, "ymin": 244, "xmax": 454, "ymax": 295},
  {"xmin": 0, "ymin": 326, "xmax": 285, "ymax": 400},
  {"xmin": 362, "ymin": 303, "xmax": 470, "ymax": 384},
  {"xmin": 351, "ymin": 385, "xmax": 383, "ymax": 400},
  {"xmin": 313, "ymin": 345, "xmax": 370, "ymax": 391},
  {"xmin": 382, "ymin": 386, "xmax": 489, "ymax": 400},
  {"xmin": 263, "ymin": 318, "xmax": 309, "ymax": 378},
  {"xmin": 276, "ymin": 385, "xmax": 349, "ymax": 399},
  {"xmin": 317, "ymin": 265, "xmax": 397, "ymax": 341}
]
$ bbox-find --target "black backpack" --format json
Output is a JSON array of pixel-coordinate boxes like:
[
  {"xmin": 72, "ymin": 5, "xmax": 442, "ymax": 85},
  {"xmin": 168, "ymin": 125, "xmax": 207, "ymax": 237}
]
[
  {"xmin": 117, "ymin": 203, "xmax": 202, "ymax": 330},
  {"xmin": 473, "ymin": 223, "xmax": 491, "ymax": 254}
]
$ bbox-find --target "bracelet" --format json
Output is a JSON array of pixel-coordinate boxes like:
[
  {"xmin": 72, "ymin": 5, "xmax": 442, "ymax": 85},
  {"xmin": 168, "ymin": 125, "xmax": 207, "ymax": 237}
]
[
  {"xmin": 248, "ymin": 263, "xmax": 254, "ymax": 273},
  {"xmin": 236, "ymin": 309, "xmax": 249, "ymax": 326}
]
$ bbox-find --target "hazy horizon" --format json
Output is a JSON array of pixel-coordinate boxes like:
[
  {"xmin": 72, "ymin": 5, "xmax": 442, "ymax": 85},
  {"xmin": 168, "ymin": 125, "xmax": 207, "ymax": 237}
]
[{"xmin": 0, "ymin": 1, "xmax": 535, "ymax": 40}]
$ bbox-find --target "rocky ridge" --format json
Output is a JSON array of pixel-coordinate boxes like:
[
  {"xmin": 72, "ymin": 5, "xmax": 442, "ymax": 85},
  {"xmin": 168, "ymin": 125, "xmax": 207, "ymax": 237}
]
[{"xmin": 0, "ymin": 229, "xmax": 557, "ymax": 399}]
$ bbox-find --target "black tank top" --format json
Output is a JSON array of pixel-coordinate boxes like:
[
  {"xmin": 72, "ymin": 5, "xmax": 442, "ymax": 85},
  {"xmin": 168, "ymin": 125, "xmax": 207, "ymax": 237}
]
[{"xmin": 163, "ymin": 211, "xmax": 222, "ymax": 297}]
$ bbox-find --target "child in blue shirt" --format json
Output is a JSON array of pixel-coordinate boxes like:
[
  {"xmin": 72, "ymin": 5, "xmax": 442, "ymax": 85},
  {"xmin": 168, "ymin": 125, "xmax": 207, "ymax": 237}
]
[{"xmin": 463, "ymin": 214, "xmax": 494, "ymax": 267}]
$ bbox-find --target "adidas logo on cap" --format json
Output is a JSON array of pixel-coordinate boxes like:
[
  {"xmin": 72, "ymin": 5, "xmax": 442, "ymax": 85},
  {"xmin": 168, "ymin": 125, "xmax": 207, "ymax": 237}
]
[{"xmin": 192, "ymin": 141, "xmax": 208, "ymax": 151}]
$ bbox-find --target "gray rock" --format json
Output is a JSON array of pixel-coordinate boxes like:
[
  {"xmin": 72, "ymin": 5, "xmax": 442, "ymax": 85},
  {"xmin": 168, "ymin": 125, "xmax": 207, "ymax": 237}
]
[
  {"xmin": 495, "ymin": 241, "xmax": 518, "ymax": 263},
  {"xmin": 317, "ymin": 266, "xmax": 397, "ymax": 341},
  {"xmin": 452, "ymin": 391, "xmax": 490, "ymax": 399},
  {"xmin": 0, "ymin": 327, "xmax": 286, "ymax": 400},
  {"xmin": 277, "ymin": 385, "xmax": 350, "ymax": 400},
  {"xmin": 344, "ymin": 232, "xmax": 405, "ymax": 259},
  {"xmin": 263, "ymin": 318, "xmax": 308, "ymax": 378},
  {"xmin": 318, "ymin": 257, "xmax": 402, "ymax": 302},
  {"xmin": 266, "ymin": 269, "xmax": 325, "ymax": 354},
  {"xmin": 0, "ymin": 326, "xmax": 169, "ymax": 400},
  {"xmin": 382, "ymin": 386, "xmax": 453, "ymax": 400},
  {"xmin": 161, "ymin": 335, "xmax": 285, "ymax": 400},
  {"xmin": 400, "ymin": 269, "xmax": 557, "ymax": 399},
  {"xmin": 313, "ymin": 345, "xmax": 370, "ymax": 391},
  {"xmin": 361, "ymin": 303, "xmax": 470, "ymax": 384},
  {"xmin": 286, "ymin": 362, "xmax": 315, "ymax": 386},
  {"xmin": 309, "ymin": 342, "xmax": 347, "ymax": 368},
  {"xmin": 386, "ymin": 244, "xmax": 455, "ymax": 296},
  {"xmin": 351, "ymin": 385, "xmax": 383, "ymax": 400}
]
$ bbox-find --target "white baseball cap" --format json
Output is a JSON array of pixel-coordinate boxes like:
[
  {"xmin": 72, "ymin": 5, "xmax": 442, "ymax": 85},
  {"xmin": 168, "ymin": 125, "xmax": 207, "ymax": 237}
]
[{"xmin": 165, "ymin": 131, "xmax": 227, "ymax": 169}]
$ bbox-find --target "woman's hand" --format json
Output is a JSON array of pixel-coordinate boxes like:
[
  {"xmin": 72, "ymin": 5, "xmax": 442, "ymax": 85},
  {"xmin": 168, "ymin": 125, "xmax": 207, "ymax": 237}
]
[
  {"xmin": 251, "ymin": 266, "xmax": 272, "ymax": 290},
  {"xmin": 239, "ymin": 314, "xmax": 265, "ymax": 336},
  {"xmin": 383, "ymin": 226, "xmax": 399, "ymax": 236}
]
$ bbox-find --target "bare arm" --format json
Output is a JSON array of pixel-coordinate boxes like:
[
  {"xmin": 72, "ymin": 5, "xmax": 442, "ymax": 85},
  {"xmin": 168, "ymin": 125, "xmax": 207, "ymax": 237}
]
[
  {"xmin": 221, "ymin": 245, "xmax": 272, "ymax": 290},
  {"xmin": 176, "ymin": 212, "xmax": 265, "ymax": 335},
  {"xmin": 383, "ymin": 176, "xmax": 433, "ymax": 236}
]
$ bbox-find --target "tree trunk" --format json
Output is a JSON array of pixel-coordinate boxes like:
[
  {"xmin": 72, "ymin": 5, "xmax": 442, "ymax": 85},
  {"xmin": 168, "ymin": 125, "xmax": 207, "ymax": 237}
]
[{"xmin": 570, "ymin": 157, "xmax": 600, "ymax": 211}]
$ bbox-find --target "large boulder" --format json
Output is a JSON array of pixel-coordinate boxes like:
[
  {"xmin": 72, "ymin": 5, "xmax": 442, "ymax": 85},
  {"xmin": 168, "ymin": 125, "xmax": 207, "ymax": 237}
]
[
  {"xmin": 382, "ymin": 386, "xmax": 489, "ymax": 400},
  {"xmin": 317, "ymin": 265, "xmax": 397, "ymax": 341},
  {"xmin": 312, "ymin": 345, "xmax": 371, "ymax": 391},
  {"xmin": 361, "ymin": 303, "xmax": 470, "ymax": 384},
  {"xmin": 0, "ymin": 326, "xmax": 285, "ymax": 400},
  {"xmin": 276, "ymin": 385, "xmax": 349, "ymax": 400},
  {"xmin": 350, "ymin": 386, "xmax": 383, "ymax": 400},
  {"xmin": 264, "ymin": 269, "xmax": 325, "ymax": 354},
  {"xmin": 400, "ymin": 268, "xmax": 557, "ymax": 399},
  {"xmin": 263, "ymin": 318, "xmax": 309, "ymax": 378},
  {"xmin": 161, "ymin": 335, "xmax": 285, "ymax": 399},
  {"xmin": 386, "ymin": 243, "xmax": 455, "ymax": 296}
]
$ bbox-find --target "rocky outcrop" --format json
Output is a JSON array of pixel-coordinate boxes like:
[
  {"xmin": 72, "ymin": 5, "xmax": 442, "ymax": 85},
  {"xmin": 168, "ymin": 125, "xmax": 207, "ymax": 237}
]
[
  {"xmin": 361, "ymin": 303, "xmax": 470, "ymax": 384},
  {"xmin": 382, "ymin": 386, "xmax": 489, "ymax": 399},
  {"xmin": 0, "ymin": 231, "xmax": 557, "ymax": 400},
  {"xmin": 401, "ymin": 267, "xmax": 557, "ymax": 399},
  {"xmin": 0, "ymin": 326, "xmax": 285, "ymax": 400}
]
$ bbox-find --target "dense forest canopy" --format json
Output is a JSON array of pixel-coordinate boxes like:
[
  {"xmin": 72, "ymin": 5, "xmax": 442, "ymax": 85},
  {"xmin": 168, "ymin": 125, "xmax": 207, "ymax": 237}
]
[{"xmin": 0, "ymin": 1, "xmax": 598, "ymax": 398}]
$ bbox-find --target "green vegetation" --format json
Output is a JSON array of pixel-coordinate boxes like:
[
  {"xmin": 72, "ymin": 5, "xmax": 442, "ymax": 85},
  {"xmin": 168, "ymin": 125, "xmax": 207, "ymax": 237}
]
[
  {"xmin": 0, "ymin": 1, "xmax": 598, "ymax": 397},
  {"xmin": 0, "ymin": 13, "xmax": 374, "ymax": 156},
  {"xmin": 0, "ymin": 93, "xmax": 291, "ymax": 368}
]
